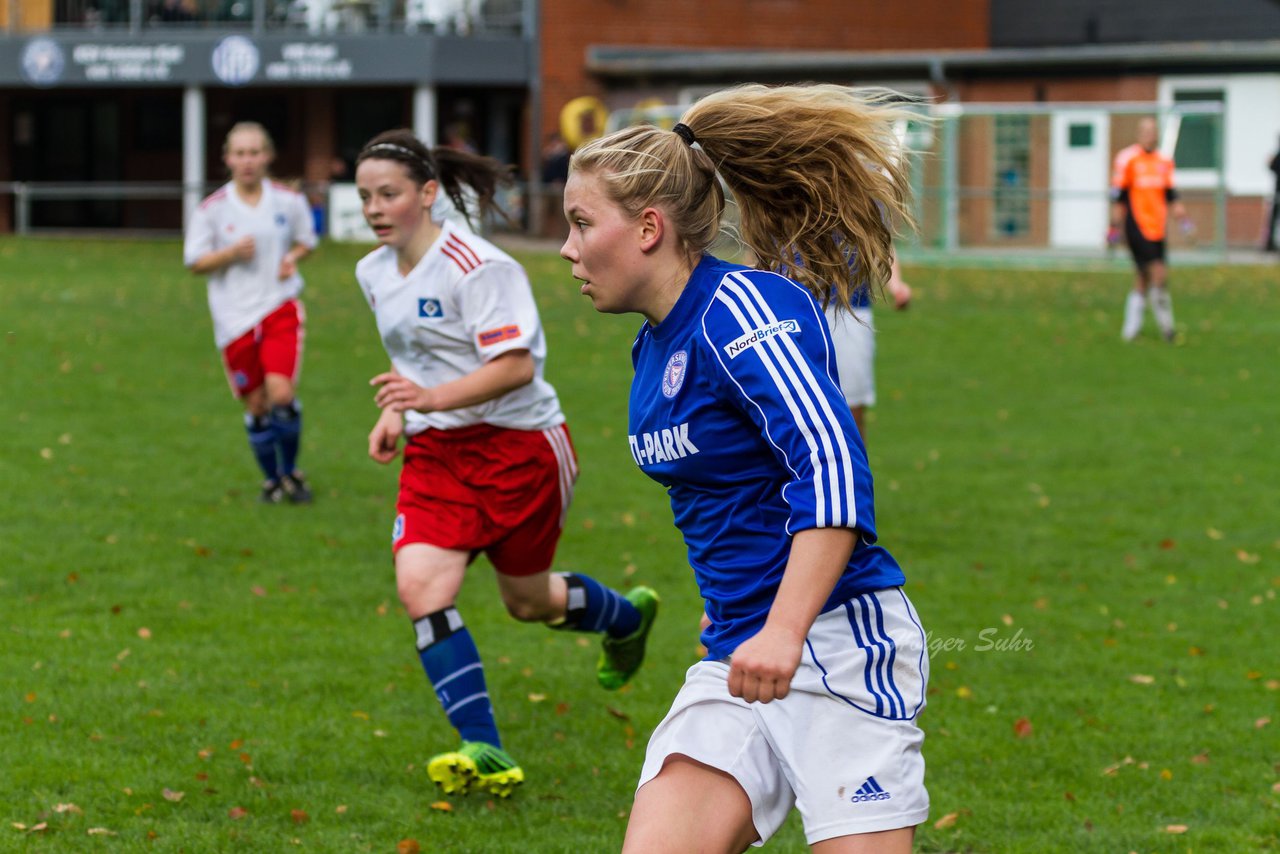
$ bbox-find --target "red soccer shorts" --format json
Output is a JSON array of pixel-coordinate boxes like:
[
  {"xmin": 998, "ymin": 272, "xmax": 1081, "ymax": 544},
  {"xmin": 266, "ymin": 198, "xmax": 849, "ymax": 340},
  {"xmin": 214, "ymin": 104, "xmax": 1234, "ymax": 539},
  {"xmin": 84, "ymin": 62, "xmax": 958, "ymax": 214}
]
[
  {"xmin": 220, "ymin": 299, "xmax": 305, "ymax": 398},
  {"xmin": 393, "ymin": 422, "xmax": 578, "ymax": 576}
]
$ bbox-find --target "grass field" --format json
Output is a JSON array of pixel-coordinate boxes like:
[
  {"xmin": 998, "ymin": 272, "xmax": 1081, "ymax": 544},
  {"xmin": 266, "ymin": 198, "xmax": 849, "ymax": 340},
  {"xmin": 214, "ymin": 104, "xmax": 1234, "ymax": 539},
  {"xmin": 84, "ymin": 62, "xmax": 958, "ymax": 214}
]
[{"xmin": 1, "ymin": 235, "xmax": 1277, "ymax": 853}]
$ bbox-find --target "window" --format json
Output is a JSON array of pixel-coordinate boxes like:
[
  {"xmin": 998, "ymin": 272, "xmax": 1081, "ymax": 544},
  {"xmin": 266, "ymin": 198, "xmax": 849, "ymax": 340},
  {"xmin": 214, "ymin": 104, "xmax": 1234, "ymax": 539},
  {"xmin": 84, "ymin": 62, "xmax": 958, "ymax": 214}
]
[
  {"xmin": 1172, "ymin": 89, "xmax": 1223, "ymax": 170},
  {"xmin": 1068, "ymin": 122, "xmax": 1093, "ymax": 148},
  {"xmin": 994, "ymin": 115, "xmax": 1031, "ymax": 238}
]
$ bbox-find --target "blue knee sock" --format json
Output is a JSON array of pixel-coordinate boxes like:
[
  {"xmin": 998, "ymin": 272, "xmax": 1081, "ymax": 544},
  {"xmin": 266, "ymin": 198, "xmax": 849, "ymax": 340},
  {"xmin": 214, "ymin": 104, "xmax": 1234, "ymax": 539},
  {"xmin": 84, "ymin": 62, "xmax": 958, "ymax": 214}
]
[
  {"xmin": 244, "ymin": 413, "xmax": 280, "ymax": 481},
  {"xmin": 556, "ymin": 573, "xmax": 641, "ymax": 638},
  {"xmin": 414, "ymin": 608, "xmax": 501, "ymax": 748},
  {"xmin": 270, "ymin": 400, "xmax": 303, "ymax": 476}
]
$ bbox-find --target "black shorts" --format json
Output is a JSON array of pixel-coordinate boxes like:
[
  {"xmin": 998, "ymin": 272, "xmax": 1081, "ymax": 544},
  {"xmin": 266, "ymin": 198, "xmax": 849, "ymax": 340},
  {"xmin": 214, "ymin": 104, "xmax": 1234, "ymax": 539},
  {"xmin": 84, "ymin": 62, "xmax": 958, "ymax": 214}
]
[{"xmin": 1125, "ymin": 217, "xmax": 1166, "ymax": 268}]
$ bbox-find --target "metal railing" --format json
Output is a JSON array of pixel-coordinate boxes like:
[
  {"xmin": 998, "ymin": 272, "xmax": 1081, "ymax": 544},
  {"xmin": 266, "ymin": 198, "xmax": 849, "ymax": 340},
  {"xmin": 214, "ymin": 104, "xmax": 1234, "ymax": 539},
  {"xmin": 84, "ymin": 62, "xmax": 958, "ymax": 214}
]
[
  {"xmin": 7, "ymin": 0, "xmax": 524, "ymax": 35},
  {"xmin": 0, "ymin": 179, "xmax": 555, "ymax": 237}
]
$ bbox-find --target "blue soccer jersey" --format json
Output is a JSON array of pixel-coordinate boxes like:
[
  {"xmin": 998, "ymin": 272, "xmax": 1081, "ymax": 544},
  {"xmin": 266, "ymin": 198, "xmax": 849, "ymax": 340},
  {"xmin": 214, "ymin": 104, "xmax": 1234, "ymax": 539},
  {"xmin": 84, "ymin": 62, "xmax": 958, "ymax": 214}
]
[{"xmin": 628, "ymin": 255, "xmax": 905, "ymax": 660}]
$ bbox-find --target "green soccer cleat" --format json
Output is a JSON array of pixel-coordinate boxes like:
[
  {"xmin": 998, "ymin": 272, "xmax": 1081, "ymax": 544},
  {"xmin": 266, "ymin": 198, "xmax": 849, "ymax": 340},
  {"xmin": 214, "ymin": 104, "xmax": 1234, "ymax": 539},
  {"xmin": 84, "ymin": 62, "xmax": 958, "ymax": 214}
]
[
  {"xmin": 427, "ymin": 741, "xmax": 524, "ymax": 798},
  {"xmin": 597, "ymin": 586, "xmax": 660, "ymax": 691}
]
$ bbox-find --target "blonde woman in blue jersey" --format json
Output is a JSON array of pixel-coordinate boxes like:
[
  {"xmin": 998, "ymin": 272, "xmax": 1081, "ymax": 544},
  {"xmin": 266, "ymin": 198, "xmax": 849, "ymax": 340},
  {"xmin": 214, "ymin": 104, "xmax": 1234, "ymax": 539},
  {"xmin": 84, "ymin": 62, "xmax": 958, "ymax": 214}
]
[{"xmin": 561, "ymin": 85, "xmax": 929, "ymax": 852}]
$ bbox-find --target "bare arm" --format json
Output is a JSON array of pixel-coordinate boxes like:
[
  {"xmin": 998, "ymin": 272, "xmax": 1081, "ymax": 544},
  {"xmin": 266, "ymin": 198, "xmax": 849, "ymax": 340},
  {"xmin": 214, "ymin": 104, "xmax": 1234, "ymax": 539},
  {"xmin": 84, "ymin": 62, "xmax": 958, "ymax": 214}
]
[
  {"xmin": 368, "ymin": 383, "xmax": 405, "ymax": 464},
  {"xmin": 726, "ymin": 526, "xmax": 858, "ymax": 703},
  {"xmin": 370, "ymin": 349, "xmax": 535, "ymax": 414},
  {"xmin": 190, "ymin": 236, "xmax": 255, "ymax": 275},
  {"xmin": 277, "ymin": 241, "xmax": 312, "ymax": 280}
]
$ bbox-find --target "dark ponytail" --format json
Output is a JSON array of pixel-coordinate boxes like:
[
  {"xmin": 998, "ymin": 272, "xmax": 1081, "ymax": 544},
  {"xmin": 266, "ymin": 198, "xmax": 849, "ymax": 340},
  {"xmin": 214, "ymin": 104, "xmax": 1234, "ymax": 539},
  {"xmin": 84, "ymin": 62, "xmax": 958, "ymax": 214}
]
[{"xmin": 356, "ymin": 129, "xmax": 514, "ymax": 227}]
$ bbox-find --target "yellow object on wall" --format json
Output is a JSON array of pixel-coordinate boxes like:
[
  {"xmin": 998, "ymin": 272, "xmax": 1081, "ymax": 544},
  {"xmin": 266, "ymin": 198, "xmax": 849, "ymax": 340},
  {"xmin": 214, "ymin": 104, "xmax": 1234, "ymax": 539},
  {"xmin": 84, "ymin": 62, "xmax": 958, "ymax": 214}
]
[
  {"xmin": 559, "ymin": 96, "xmax": 609, "ymax": 150},
  {"xmin": 0, "ymin": 0, "xmax": 54, "ymax": 30}
]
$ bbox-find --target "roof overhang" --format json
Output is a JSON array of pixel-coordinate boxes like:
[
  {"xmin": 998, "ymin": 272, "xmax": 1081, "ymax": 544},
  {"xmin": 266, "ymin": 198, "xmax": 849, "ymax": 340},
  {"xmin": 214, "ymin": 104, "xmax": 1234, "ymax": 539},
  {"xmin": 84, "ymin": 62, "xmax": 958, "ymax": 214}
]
[{"xmin": 586, "ymin": 40, "xmax": 1280, "ymax": 81}]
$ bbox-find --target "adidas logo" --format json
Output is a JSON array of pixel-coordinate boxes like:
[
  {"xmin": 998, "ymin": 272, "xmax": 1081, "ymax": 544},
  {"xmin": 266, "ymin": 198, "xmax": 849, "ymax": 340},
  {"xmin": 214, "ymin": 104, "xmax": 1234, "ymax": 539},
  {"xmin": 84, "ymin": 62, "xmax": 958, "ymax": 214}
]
[{"xmin": 850, "ymin": 776, "xmax": 892, "ymax": 803}]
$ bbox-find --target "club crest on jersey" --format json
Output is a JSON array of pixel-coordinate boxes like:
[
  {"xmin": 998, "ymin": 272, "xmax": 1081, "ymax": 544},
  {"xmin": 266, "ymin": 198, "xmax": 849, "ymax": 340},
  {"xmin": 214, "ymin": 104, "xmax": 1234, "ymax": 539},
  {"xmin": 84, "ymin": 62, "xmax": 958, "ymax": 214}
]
[
  {"xmin": 662, "ymin": 350, "xmax": 688, "ymax": 398},
  {"xmin": 418, "ymin": 298, "xmax": 444, "ymax": 318},
  {"xmin": 392, "ymin": 513, "xmax": 405, "ymax": 544},
  {"xmin": 275, "ymin": 213, "xmax": 288, "ymax": 227},
  {"xmin": 724, "ymin": 319, "xmax": 799, "ymax": 359}
]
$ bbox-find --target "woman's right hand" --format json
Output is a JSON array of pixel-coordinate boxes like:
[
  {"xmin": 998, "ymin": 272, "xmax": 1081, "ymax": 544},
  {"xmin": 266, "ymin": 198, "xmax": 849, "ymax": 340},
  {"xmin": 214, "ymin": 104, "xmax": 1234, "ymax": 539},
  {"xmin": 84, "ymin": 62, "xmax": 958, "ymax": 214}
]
[
  {"xmin": 230, "ymin": 236, "xmax": 256, "ymax": 263},
  {"xmin": 368, "ymin": 407, "xmax": 405, "ymax": 464}
]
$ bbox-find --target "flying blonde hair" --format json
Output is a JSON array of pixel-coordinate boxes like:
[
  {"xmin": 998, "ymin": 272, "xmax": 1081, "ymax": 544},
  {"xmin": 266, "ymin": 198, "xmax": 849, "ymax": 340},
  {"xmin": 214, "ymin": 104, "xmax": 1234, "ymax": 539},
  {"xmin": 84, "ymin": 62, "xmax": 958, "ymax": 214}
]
[{"xmin": 571, "ymin": 84, "xmax": 917, "ymax": 311}]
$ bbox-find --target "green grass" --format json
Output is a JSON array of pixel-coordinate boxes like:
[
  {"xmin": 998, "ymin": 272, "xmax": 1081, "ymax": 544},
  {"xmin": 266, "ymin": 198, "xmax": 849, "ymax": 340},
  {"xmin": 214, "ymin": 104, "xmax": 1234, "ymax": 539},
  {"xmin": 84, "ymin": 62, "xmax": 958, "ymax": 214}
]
[{"xmin": 1, "ymin": 235, "xmax": 1277, "ymax": 852}]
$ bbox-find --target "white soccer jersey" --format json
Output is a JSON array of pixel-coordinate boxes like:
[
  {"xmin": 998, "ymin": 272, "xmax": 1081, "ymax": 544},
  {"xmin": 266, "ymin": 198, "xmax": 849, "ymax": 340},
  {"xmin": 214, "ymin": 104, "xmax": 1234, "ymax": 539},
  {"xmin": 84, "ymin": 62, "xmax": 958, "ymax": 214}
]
[
  {"xmin": 183, "ymin": 181, "xmax": 318, "ymax": 347},
  {"xmin": 355, "ymin": 221, "xmax": 565, "ymax": 434}
]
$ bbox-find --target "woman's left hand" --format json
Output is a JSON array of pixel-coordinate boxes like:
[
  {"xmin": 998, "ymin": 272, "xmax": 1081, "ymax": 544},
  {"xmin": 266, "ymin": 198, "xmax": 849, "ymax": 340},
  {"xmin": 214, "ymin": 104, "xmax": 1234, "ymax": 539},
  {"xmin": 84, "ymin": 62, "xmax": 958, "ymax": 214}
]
[
  {"xmin": 726, "ymin": 625, "xmax": 804, "ymax": 704},
  {"xmin": 371, "ymin": 372, "xmax": 435, "ymax": 413}
]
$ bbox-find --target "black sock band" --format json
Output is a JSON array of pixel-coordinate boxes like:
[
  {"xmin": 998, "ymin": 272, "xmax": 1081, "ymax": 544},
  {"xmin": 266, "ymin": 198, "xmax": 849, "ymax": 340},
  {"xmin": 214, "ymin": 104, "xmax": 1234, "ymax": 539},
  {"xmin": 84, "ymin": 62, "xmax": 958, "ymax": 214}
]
[
  {"xmin": 270, "ymin": 400, "xmax": 301, "ymax": 422},
  {"xmin": 553, "ymin": 573, "xmax": 588, "ymax": 630},
  {"xmin": 412, "ymin": 607, "xmax": 463, "ymax": 651}
]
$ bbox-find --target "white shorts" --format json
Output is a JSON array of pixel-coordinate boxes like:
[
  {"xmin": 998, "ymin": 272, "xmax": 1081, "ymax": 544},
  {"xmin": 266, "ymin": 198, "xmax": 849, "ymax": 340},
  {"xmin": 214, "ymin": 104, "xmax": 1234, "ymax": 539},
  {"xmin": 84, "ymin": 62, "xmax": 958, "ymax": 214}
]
[
  {"xmin": 637, "ymin": 588, "xmax": 929, "ymax": 846},
  {"xmin": 824, "ymin": 305, "xmax": 876, "ymax": 408}
]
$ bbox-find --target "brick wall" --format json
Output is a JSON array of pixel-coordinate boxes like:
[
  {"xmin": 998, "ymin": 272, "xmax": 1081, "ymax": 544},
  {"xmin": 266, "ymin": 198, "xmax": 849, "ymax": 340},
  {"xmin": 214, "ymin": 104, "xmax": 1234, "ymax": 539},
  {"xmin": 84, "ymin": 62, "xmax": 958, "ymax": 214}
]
[{"xmin": 541, "ymin": 0, "xmax": 990, "ymax": 146}]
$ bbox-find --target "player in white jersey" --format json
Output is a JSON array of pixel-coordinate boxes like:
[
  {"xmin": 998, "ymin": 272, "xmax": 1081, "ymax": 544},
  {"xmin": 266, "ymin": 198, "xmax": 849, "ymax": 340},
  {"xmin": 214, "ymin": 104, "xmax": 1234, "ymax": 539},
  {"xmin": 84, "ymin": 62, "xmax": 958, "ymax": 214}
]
[
  {"xmin": 352, "ymin": 129, "xmax": 659, "ymax": 799},
  {"xmin": 183, "ymin": 122, "xmax": 317, "ymax": 504},
  {"xmin": 562, "ymin": 86, "xmax": 930, "ymax": 852}
]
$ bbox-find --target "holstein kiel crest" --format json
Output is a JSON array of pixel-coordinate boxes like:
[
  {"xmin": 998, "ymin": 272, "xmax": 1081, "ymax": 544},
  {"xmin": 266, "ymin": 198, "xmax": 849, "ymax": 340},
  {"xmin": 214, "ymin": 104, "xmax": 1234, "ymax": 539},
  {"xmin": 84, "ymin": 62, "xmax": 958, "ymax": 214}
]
[{"xmin": 662, "ymin": 350, "xmax": 688, "ymax": 398}]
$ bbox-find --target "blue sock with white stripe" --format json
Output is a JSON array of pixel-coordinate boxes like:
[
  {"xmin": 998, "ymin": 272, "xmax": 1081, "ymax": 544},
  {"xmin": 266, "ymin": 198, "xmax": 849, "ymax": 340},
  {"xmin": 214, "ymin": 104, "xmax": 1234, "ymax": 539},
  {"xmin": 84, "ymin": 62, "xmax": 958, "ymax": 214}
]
[
  {"xmin": 554, "ymin": 573, "xmax": 641, "ymax": 638},
  {"xmin": 414, "ymin": 607, "xmax": 501, "ymax": 748},
  {"xmin": 244, "ymin": 413, "xmax": 280, "ymax": 481},
  {"xmin": 269, "ymin": 400, "xmax": 303, "ymax": 476}
]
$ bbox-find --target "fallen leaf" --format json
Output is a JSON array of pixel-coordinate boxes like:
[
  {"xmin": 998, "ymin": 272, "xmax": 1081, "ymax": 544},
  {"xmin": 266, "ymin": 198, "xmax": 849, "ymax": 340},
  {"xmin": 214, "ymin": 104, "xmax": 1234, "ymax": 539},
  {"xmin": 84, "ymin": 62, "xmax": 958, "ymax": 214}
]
[
  {"xmin": 52, "ymin": 804, "xmax": 82, "ymax": 814},
  {"xmin": 429, "ymin": 801, "xmax": 452, "ymax": 812},
  {"xmin": 1063, "ymin": 791, "xmax": 1075, "ymax": 801},
  {"xmin": 1256, "ymin": 717, "xmax": 1271, "ymax": 729},
  {"xmin": 528, "ymin": 693, "xmax": 546, "ymax": 702},
  {"xmin": 1160, "ymin": 769, "xmax": 1173, "ymax": 780},
  {"xmin": 1164, "ymin": 824, "xmax": 1189, "ymax": 834},
  {"xmin": 1206, "ymin": 527, "xmax": 1223, "ymax": 540},
  {"xmin": 933, "ymin": 811, "xmax": 960, "ymax": 829},
  {"xmin": 28, "ymin": 823, "xmax": 48, "ymax": 833},
  {"xmin": 397, "ymin": 840, "xmax": 421, "ymax": 854},
  {"xmin": 1246, "ymin": 670, "xmax": 1262, "ymax": 680},
  {"xmin": 252, "ymin": 585, "xmax": 268, "ymax": 596},
  {"xmin": 606, "ymin": 707, "xmax": 630, "ymax": 721},
  {"xmin": 1101, "ymin": 756, "xmax": 1135, "ymax": 776},
  {"xmin": 1159, "ymin": 538, "xmax": 1176, "ymax": 550},
  {"xmin": 1190, "ymin": 751, "xmax": 1210, "ymax": 765},
  {"xmin": 955, "ymin": 685, "xmax": 973, "ymax": 699},
  {"xmin": 227, "ymin": 807, "xmax": 248, "ymax": 820},
  {"xmin": 1128, "ymin": 674, "xmax": 1155, "ymax": 685},
  {"xmin": 137, "ymin": 627, "xmax": 151, "ymax": 639},
  {"xmin": 162, "ymin": 789, "xmax": 184, "ymax": 802},
  {"xmin": 290, "ymin": 809, "xmax": 309, "ymax": 825},
  {"xmin": 335, "ymin": 805, "xmax": 348, "ymax": 814},
  {"xmin": 1013, "ymin": 717, "xmax": 1033, "ymax": 738},
  {"xmin": 86, "ymin": 828, "xmax": 116, "ymax": 836}
]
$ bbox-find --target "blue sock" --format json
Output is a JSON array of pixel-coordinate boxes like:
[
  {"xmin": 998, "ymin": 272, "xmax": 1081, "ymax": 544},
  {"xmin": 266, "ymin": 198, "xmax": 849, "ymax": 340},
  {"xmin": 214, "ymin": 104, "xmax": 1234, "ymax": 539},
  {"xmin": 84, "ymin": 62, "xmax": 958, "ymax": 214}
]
[
  {"xmin": 556, "ymin": 573, "xmax": 641, "ymax": 638},
  {"xmin": 270, "ymin": 400, "xmax": 302, "ymax": 476},
  {"xmin": 414, "ymin": 608, "xmax": 501, "ymax": 748},
  {"xmin": 244, "ymin": 413, "xmax": 280, "ymax": 481}
]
